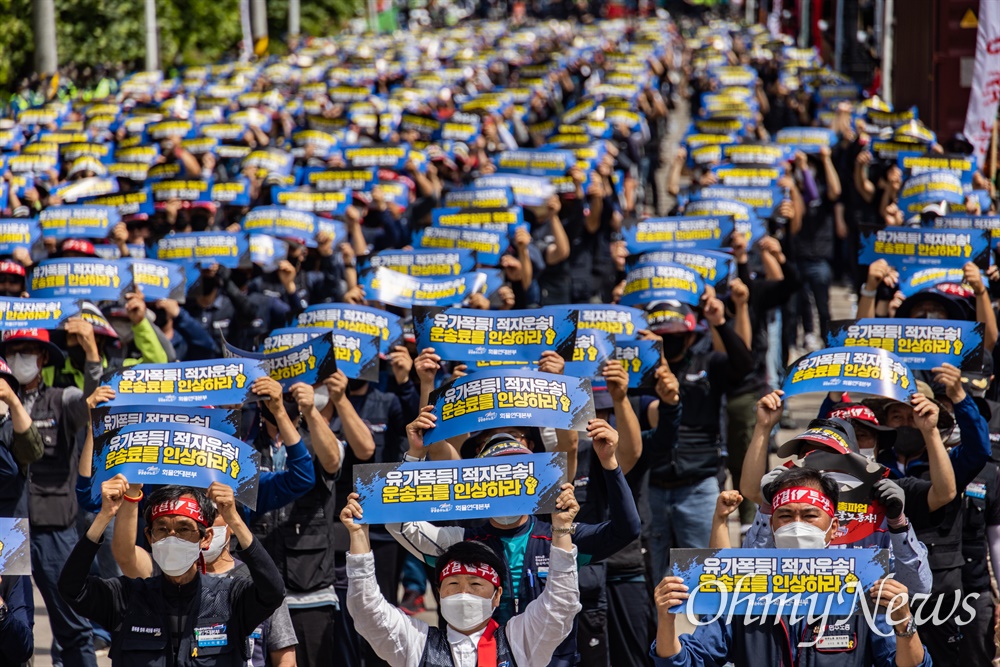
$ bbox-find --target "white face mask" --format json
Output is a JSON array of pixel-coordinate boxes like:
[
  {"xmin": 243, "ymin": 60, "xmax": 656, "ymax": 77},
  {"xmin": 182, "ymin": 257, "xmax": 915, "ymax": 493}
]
[
  {"xmin": 492, "ymin": 515, "xmax": 522, "ymax": 527},
  {"xmin": 859, "ymin": 448, "xmax": 875, "ymax": 460},
  {"xmin": 439, "ymin": 593, "xmax": 495, "ymax": 632},
  {"xmin": 773, "ymin": 521, "xmax": 831, "ymax": 550},
  {"xmin": 313, "ymin": 385, "xmax": 329, "ymax": 412},
  {"xmin": 9, "ymin": 353, "xmax": 39, "ymax": 385},
  {"xmin": 151, "ymin": 536, "xmax": 203, "ymax": 576},
  {"xmin": 202, "ymin": 526, "xmax": 228, "ymax": 564}
]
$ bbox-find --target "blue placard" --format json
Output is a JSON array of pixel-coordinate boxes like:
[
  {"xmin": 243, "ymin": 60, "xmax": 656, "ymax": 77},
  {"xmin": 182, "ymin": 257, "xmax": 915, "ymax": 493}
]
[
  {"xmin": 339, "ymin": 145, "xmax": 410, "ymax": 170},
  {"xmin": 431, "ymin": 207, "xmax": 524, "ymax": 229},
  {"xmin": 91, "ymin": 405, "xmax": 240, "ymax": 439},
  {"xmin": 39, "ymin": 205, "xmax": 120, "ymax": 240},
  {"xmin": 899, "ymin": 267, "xmax": 972, "ymax": 299},
  {"xmin": 898, "ymin": 152, "xmax": 977, "ymax": 187},
  {"xmin": 256, "ymin": 325, "xmax": 380, "ymax": 382},
  {"xmin": 697, "ymin": 186, "xmax": 782, "ymax": 219},
  {"xmin": 126, "ymin": 259, "xmax": 187, "ymax": 302},
  {"xmin": 827, "ymin": 318, "xmax": 985, "ymax": 372},
  {"xmin": 621, "ymin": 216, "xmax": 735, "ymax": 253},
  {"xmin": 426, "ymin": 369, "xmax": 596, "ymax": 444},
  {"xmin": 443, "ymin": 188, "xmax": 515, "ymax": 210},
  {"xmin": 603, "ymin": 338, "xmax": 663, "ymax": 389},
  {"xmin": 91, "ymin": 422, "xmax": 261, "ymax": 509},
  {"xmin": 0, "ymin": 518, "xmax": 30, "ymax": 575},
  {"xmin": 620, "ymin": 262, "xmax": 706, "ymax": 307},
  {"xmin": 81, "ymin": 186, "xmax": 155, "ymax": 217},
  {"xmin": 414, "ymin": 306, "xmax": 580, "ymax": 362},
  {"xmin": 0, "ymin": 218, "xmax": 43, "ymax": 258},
  {"xmin": 271, "ymin": 187, "xmax": 350, "ymax": 214},
  {"xmin": 157, "ymin": 232, "xmax": 252, "ymax": 269},
  {"xmin": 51, "ymin": 177, "xmax": 120, "ymax": 203},
  {"xmin": 669, "ymin": 548, "xmax": 888, "ymax": 617},
  {"xmin": 150, "ymin": 178, "xmax": 214, "ymax": 203},
  {"xmin": 103, "ymin": 358, "xmax": 269, "ymax": 406},
  {"xmin": 627, "ymin": 249, "xmax": 734, "ymax": 294},
  {"xmin": 474, "ymin": 175, "xmax": 555, "ymax": 208},
  {"xmin": 211, "ymin": 177, "xmax": 253, "ymax": 207},
  {"xmin": 360, "ymin": 267, "xmax": 477, "ymax": 308},
  {"xmin": 223, "ymin": 330, "xmax": 345, "ymax": 389},
  {"xmin": 30, "ymin": 259, "xmax": 133, "ymax": 300},
  {"xmin": 782, "ymin": 347, "xmax": 917, "ymax": 401},
  {"xmin": 775, "ymin": 127, "xmax": 837, "ymax": 154},
  {"xmin": 898, "ymin": 171, "xmax": 966, "ymax": 216},
  {"xmin": 248, "ymin": 235, "xmax": 289, "ymax": 273},
  {"xmin": 297, "ymin": 304, "xmax": 404, "ymax": 356},
  {"xmin": 353, "ymin": 452, "xmax": 568, "ymax": 524},
  {"xmin": 858, "ymin": 227, "xmax": 990, "ymax": 276},
  {"xmin": 682, "ymin": 199, "xmax": 764, "ymax": 244},
  {"xmin": 418, "ymin": 227, "xmax": 509, "ymax": 267},
  {"xmin": 0, "ymin": 297, "xmax": 82, "ymax": 329},
  {"xmin": 711, "ymin": 164, "xmax": 783, "ymax": 188},
  {"xmin": 562, "ymin": 330, "xmax": 617, "ymax": 379},
  {"xmin": 301, "ymin": 167, "xmax": 377, "ymax": 192},
  {"xmin": 241, "ymin": 149, "xmax": 294, "ymax": 176},
  {"xmin": 935, "ymin": 215, "xmax": 1000, "ymax": 248},
  {"xmin": 367, "ymin": 249, "xmax": 478, "ymax": 278},
  {"xmin": 495, "ymin": 150, "xmax": 575, "ymax": 177},
  {"xmin": 721, "ymin": 144, "xmax": 791, "ymax": 166},
  {"xmin": 242, "ymin": 206, "xmax": 318, "ymax": 245},
  {"xmin": 573, "ymin": 305, "xmax": 648, "ymax": 340}
]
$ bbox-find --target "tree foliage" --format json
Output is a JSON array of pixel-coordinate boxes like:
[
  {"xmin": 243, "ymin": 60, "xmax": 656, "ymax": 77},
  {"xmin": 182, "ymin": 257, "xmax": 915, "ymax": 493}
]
[{"xmin": 0, "ymin": 0, "xmax": 361, "ymax": 93}]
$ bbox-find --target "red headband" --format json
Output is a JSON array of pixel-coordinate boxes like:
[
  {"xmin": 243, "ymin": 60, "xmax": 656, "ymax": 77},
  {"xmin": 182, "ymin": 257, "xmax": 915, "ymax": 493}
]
[
  {"xmin": 439, "ymin": 561, "xmax": 501, "ymax": 588},
  {"xmin": 150, "ymin": 498, "xmax": 208, "ymax": 526},
  {"xmin": 771, "ymin": 486, "xmax": 835, "ymax": 518}
]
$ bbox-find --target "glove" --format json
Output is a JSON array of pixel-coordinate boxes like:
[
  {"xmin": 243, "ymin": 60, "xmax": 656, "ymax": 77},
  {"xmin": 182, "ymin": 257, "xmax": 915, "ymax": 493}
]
[
  {"xmin": 760, "ymin": 466, "xmax": 787, "ymax": 505},
  {"xmin": 873, "ymin": 478, "xmax": 905, "ymax": 520}
]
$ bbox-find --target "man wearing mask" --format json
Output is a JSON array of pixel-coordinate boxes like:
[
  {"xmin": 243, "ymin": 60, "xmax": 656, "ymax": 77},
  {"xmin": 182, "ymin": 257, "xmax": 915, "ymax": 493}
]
[
  {"xmin": 740, "ymin": 394, "xmax": 935, "ymax": 596},
  {"xmin": 106, "ymin": 481, "xmax": 299, "ymax": 667},
  {"xmin": 0, "ymin": 328, "xmax": 99, "ymax": 667},
  {"xmin": 58, "ymin": 479, "xmax": 285, "ymax": 666},
  {"xmin": 0, "ymin": 356, "xmax": 42, "ymax": 518},
  {"xmin": 652, "ymin": 467, "xmax": 931, "ymax": 667},
  {"xmin": 0, "ymin": 261, "xmax": 26, "ymax": 298},
  {"xmin": 341, "ymin": 483, "xmax": 582, "ymax": 667},
  {"xmin": 642, "ymin": 296, "xmax": 753, "ymax": 580},
  {"xmin": 388, "ymin": 407, "xmax": 640, "ymax": 667}
]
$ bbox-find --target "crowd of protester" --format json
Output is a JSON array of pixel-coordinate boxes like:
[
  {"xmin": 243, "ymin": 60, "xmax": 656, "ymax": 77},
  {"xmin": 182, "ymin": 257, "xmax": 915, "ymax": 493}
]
[{"xmin": 0, "ymin": 3, "xmax": 996, "ymax": 667}]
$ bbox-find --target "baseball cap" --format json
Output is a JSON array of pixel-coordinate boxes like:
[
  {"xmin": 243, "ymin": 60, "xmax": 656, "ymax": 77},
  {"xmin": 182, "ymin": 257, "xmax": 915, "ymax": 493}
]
[
  {"xmin": 0, "ymin": 356, "xmax": 20, "ymax": 395},
  {"xmin": 477, "ymin": 434, "xmax": 533, "ymax": 459}
]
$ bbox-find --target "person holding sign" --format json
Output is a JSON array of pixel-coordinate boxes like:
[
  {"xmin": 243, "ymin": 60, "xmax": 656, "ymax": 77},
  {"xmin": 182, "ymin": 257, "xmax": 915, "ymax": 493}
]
[
  {"xmin": 58, "ymin": 478, "xmax": 286, "ymax": 666},
  {"xmin": 651, "ymin": 467, "xmax": 931, "ymax": 667},
  {"xmin": 342, "ymin": 483, "xmax": 582, "ymax": 667},
  {"xmin": 387, "ymin": 408, "xmax": 639, "ymax": 667}
]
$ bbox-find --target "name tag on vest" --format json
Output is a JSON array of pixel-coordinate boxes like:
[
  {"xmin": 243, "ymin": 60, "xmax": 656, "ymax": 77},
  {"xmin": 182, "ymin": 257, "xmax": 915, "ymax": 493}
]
[{"xmin": 194, "ymin": 624, "xmax": 228, "ymax": 648}]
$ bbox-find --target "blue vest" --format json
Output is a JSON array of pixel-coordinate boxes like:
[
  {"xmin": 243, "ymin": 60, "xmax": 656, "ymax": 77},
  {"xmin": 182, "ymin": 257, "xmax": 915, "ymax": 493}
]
[{"xmin": 419, "ymin": 624, "xmax": 518, "ymax": 667}]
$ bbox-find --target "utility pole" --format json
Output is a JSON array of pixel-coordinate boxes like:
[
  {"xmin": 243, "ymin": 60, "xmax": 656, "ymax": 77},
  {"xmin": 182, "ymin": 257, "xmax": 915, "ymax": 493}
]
[
  {"xmin": 251, "ymin": 0, "xmax": 269, "ymax": 45},
  {"xmin": 289, "ymin": 0, "xmax": 300, "ymax": 40},
  {"xmin": 33, "ymin": 0, "xmax": 58, "ymax": 75},
  {"xmin": 144, "ymin": 0, "xmax": 160, "ymax": 71}
]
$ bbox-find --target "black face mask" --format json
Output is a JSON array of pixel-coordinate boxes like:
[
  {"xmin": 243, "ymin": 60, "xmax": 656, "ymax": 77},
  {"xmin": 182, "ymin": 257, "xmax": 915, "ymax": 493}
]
[
  {"xmin": 893, "ymin": 426, "xmax": 927, "ymax": 458},
  {"xmin": 67, "ymin": 345, "xmax": 88, "ymax": 369},
  {"xmin": 662, "ymin": 335, "xmax": 689, "ymax": 361}
]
